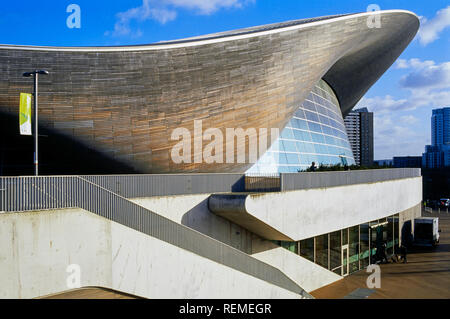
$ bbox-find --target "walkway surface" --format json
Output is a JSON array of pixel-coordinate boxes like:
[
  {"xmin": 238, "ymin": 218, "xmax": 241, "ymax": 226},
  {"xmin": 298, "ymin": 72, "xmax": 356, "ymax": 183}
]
[
  {"xmin": 39, "ymin": 287, "xmax": 141, "ymax": 299},
  {"xmin": 311, "ymin": 213, "xmax": 450, "ymax": 299}
]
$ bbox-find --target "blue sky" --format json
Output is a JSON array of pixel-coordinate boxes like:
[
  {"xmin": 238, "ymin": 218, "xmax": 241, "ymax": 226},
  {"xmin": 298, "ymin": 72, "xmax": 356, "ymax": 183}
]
[{"xmin": 1, "ymin": 0, "xmax": 449, "ymax": 160}]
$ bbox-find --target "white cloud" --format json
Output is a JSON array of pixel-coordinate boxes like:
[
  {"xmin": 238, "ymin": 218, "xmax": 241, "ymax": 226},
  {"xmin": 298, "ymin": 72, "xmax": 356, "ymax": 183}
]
[
  {"xmin": 395, "ymin": 58, "xmax": 436, "ymax": 70},
  {"xmin": 399, "ymin": 115, "xmax": 418, "ymax": 125},
  {"xmin": 399, "ymin": 61, "xmax": 450, "ymax": 91},
  {"xmin": 417, "ymin": 6, "xmax": 450, "ymax": 45},
  {"xmin": 395, "ymin": 59, "xmax": 409, "ymax": 69},
  {"xmin": 360, "ymin": 58, "xmax": 450, "ymax": 114},
  {"xmin": 163, "ymin": 0, "xmax": 254, "ymax": 15},
  {"xmin": 356, "ymin": 95, "xmax": 409, "ymax": 113},
  {"xmin": 107, "ymin": 0, "xmax": 255, "ymax": 37},
  {"xmin": 372, "ymin": 113, "xmax": 428, "ymax": 158},
  {"xmin": 357, "ymin": 58, "xmax": 450, "ymax": 158}
]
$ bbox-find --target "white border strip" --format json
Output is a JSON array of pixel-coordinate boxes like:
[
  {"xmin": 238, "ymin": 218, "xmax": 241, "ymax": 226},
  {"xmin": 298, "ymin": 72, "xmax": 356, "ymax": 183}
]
[{"xmin": 0, "ymin": 10, "xmax": 418, "ymax": 52}]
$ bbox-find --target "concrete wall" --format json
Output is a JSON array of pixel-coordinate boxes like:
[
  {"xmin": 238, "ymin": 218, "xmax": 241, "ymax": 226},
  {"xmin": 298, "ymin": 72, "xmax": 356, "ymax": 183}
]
[
  {"xmin": 132, "ymin": 194, "xmax": 343, "ymax": 293},
  {"xmin": 241, "ymin": 177, "xmax": 422, "ymax": 241},
  {"xmin": 131, "ymin": 195, "xmax": 253, "ymax": 253},
  {"xmin": 251, "ymin": 238, "xmax": 342, "ymax": 292},
  {"xmin": 0, "ymin": 209, "xmax": 304, "ymax": 299}
]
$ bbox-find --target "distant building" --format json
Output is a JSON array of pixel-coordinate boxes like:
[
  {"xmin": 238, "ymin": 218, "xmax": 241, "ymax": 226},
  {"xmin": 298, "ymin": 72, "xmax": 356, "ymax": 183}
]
[
  {"xmin": 423, "ymin": 107, "xmax": 450, "ymax": 168},
  {"xmin": 374, "ymin": 159, "xmax": 393, "ymax": 166},
  {"xmin": 344, "ymin": 108, "xmax": 374, "ymax": 166},
  {"xmin": 393, "ymin": 156, "xmax": 422, "ymax": 168}
]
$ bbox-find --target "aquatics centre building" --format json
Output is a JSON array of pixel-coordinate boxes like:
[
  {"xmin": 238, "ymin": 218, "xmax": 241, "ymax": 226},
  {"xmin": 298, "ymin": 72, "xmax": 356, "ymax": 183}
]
[
  {"xmin": 0, "ymin": 10, "xmax": 423, "ymax": 299},
  {"xmin": 0, "ymin": 10, "xmax": 418, "ymax": 175}
]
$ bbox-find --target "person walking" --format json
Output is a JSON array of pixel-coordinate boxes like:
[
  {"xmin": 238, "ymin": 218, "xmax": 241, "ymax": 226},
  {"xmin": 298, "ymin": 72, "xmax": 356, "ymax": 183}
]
[
  {"xmin": 400, "ymin": 243, "xmax": 408, "ymax": 263},
  {"xmin": 380, "ymin": 242, "xmax": 389, "ymax": 263}
]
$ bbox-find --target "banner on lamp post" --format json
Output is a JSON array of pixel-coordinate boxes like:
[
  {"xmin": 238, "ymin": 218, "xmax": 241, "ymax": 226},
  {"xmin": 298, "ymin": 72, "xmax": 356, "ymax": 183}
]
[{"xmin": 19, "ymin": 93, "xmax": 32, "ymax": 136}]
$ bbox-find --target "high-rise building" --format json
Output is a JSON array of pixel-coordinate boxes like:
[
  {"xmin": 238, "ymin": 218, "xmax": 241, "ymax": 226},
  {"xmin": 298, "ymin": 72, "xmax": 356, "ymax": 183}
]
[
  {"xmin": 423, "ymin": 107, "xmax": 450, "ymax": 168},
  {"xmin": 393, "ymin": 156, "xmax": 422, "ymax": 168},
  {"xmin": 344, "ymin": 108, "xmax": 374, "ymax": 166}
]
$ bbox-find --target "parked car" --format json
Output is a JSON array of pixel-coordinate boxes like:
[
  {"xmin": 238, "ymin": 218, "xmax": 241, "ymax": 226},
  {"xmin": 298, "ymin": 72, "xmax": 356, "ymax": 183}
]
[{"xmin": 439, "ymin": 198, "xmax": 450, "ymax": 208}]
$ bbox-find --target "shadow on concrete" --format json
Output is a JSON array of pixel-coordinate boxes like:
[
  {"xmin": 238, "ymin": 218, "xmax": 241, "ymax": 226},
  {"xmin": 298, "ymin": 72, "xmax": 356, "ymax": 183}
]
[
  {"xmin": 181, "ymin": 197, "xmax": 254, "ymax": 254},
  {"xmin": 0, "ymin": 111, "xmax": 139, "ymax": 176}
]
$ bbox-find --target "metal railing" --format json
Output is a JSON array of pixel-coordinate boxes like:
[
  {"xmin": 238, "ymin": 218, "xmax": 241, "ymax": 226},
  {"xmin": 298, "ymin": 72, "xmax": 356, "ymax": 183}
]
[
  {"xmin": 280, "ymin": 168, "xmax": 421, "ymax": 191},
  {"xmin": 245, "ymin": 173, "xmax": 281, "ymax": 192},
  {"xmin": 82, "ymin": 174, "xmax": 246, "ymax": 198},
  {"xmin": 0, "ymin": 176, "xmax": 310, "ymax": 298}
]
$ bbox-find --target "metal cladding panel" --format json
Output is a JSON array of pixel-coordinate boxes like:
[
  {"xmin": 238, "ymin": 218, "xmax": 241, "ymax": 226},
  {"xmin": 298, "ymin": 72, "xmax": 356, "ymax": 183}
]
[{"xmin": 0, "ymin": 11, "xmax": 419, "ymax": 174}]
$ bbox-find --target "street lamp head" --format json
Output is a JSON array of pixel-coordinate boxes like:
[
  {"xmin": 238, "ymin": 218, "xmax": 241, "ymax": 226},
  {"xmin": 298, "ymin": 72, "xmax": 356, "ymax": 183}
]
[{"xmin": 22, "ymin": 70, "xmax": 49, "ymax": 77}]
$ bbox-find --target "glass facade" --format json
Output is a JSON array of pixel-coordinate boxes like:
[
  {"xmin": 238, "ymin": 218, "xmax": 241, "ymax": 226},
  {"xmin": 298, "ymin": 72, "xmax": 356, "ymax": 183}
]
[
  {"xmin": 360, "ymin": 222, "xmax": 370, "ymax": 268},
  {"xmin": 349, "ymin": 226, "xmax": 359, "ymax": 273},
  {"xmin": 315, "ymin": 234, "xmax": 329, "ymax": 269},
  {"xmin": 248, "ymin": 79, "xmax": 355, "ymax": 173},
  {"xmin": 277, "ymin": 213, "xmax": 400, "ymax": 276},
  {"xmin": 300, "ymin": 237, "xmax": 314, "ymax": 262},
  {"xmin": 329, "ymin": 230, "xmax": 341, "ymax": 275}
]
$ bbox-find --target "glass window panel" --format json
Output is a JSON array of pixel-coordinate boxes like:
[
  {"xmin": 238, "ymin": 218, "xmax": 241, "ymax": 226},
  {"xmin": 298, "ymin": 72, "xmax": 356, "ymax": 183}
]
[
  {"xmin": 282, "ymin": 140, "xmax": 298, "ymax": 152},
  {"xmin": 300, "ymin": 130, "xmax": 312, "ymax": 142},
  {"xmin": 387, "ymin": 216, "xmax": 394, "ymax": 256},
  {"xmin": 322, "ymin": 125, "xmax": 334, "ymax": 136},
  {"xmin": 309, "ymin": 122, "xmax": 323, "ymax": 133},
  {"xmin": 360, "ymin": 223, "xmax": 370, "ymax": 268},
  {"xmin": 342, "ymin": 228, "xmax": 348, "ymax": 245},
  {"xmin": 325, "ymin": 135, "xmax": 335, "ymax": 145},
  {"xmin": 305, "ymin": 111, "xmax": 319, "ymax": 123},
  {"xmin": 286, "ymin": 153, "xmax": 300, "ymax": 164},
  {"xmin": 314, "ymin": 104, "xmax": 326, "ymax": 114},
  {"xmin": 328, "ymin": 145, "xmax": 337, "ymax": 155},
  {"xmin": 300, "ymin": 238, "xmax": 314, "ymax": 262},
  {"xmin": 393, "ymin": 214, "xmax": 399, "ymax": 254},
  {"xmin": 269, "ymin": 140, "xmax": 280, "ymax": 152},
  {"xmin": 293, "ymin": 129, "xmax": 304, "ymax": 141},
  {"xmin": 278, "ymin": 166, "xmax": 290, "ymax": 173},
  {"xmin": 278, "ymin": 152, "xmax": 288, "ymax": 164},
  {"xmin": 316, "ymin": 144, "xmax": 329, "ymax": 155},
  {"xmin": 299, "ymin": 154, "xmax": 311, "ymax": 165},
  {"xmin": 349, "ymin": 226, "xmax": 360, "ymax": 273},
  {"xmin": 304, "ymin": 142, "xmax": 316, "ymax": 154},
  {"xmin": 280, "ymin": 241, "xmax": 298, "ymax": 253},
  {"xmin": 311, "ymin": 133, "xmax": 326, "ymax": 144},
  {"xmin": 296, "ymin": 119, "xmax": 309, "ymax": 131},
  {"xmin": 289, "ymin": 118, "xmax": 300, "ymax": 129},
  {"xmin": 288, "ymin": 166, "xmax": 300, "ymax": 173},
  {"xmin": 329, "ymin": 230, "xmax": 341, "ymax": 274},
  {"xmin": 303, "ymin": 100, "xmax": 317, "ymax": 112},
  {"xmin": 280, "ymin": 128, "xmax": 294, "ymax": 139},
  {"xmin": 315, "ymin": 234, "xmax": 329, "ymax": 269},
  {"xmin": 319, "ymin": 114, "xmax": 331, "ymax": 126},
  {"xmin": 312, "ymin": 94, "xmax": 323, "ymax": 106},
  {"xmin": 294, "ymin": 109, "xmax": 305, "ymax": 119},
  {"xmin": 319, "ymin": 155, "xmax": 331, "ymax": 165}
]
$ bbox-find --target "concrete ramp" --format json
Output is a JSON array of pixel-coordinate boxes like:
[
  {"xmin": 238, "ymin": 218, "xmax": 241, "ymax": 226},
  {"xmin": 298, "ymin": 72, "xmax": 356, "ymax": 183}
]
[{"xmin": 0, "ymin": 176, "xmax": 311, "ymax": 299}]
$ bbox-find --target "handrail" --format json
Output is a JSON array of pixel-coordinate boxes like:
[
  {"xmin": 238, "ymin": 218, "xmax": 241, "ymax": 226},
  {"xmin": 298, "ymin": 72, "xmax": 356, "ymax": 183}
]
[{"xmin": 280, "ymin": 168, "xmax": 421, "ymax": 191}]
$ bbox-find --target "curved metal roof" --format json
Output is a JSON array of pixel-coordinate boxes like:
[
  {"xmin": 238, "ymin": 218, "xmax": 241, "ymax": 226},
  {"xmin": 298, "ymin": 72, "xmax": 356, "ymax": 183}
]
[{"xmin": 0, "ymin": 10, "xmax": 420, "ymax": 173}]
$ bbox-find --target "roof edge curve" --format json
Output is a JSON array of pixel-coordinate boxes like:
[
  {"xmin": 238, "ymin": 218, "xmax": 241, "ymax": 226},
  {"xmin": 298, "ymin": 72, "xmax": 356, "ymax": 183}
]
[{"xmin": 0, "ymin": 10, "xmax": 419, "ymax": 52}]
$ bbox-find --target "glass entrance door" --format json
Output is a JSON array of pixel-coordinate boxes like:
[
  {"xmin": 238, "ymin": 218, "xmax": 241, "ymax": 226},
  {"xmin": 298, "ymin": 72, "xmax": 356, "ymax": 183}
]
[{"xmin": 342, "ymin": 244, "xmax": 349, "ymax": 276}]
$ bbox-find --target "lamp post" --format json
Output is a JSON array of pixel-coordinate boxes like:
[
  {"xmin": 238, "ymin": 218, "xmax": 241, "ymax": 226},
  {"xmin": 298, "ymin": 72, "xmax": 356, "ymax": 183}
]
[{"xmin": 23, "ymin": 70, "xmax": 49, "ymax": 176}]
